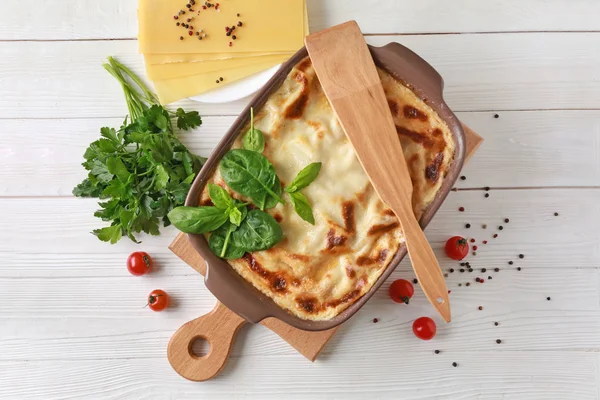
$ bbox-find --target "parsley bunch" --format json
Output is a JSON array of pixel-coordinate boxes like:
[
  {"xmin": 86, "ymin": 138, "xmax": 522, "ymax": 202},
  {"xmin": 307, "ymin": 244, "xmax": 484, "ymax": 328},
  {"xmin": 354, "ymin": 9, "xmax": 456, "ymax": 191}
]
[{"xmin": 73, "ymin": 57, "xmax": 205, "ymax": 244}]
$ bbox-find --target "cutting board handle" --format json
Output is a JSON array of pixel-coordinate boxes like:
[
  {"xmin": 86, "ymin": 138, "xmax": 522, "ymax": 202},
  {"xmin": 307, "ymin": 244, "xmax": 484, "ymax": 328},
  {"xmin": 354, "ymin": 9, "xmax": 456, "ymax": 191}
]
[{"xmin": 167, "ymin": 301, "xmax": 246, "ymax": 381}]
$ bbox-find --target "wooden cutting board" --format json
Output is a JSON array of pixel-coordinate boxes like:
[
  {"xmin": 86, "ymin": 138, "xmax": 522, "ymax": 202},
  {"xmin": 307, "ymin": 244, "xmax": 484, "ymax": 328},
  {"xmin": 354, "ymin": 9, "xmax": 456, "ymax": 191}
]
[{"xmin": 168, "ymin": 123, "xmax": 483, "ymax": 381}]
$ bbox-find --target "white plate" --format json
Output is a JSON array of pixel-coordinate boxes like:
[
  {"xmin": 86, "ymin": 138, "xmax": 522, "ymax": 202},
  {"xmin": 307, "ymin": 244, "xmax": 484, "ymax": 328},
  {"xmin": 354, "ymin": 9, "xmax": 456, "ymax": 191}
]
[{"xmin": 188, "ymin": 64, "xmax": 282, "ymax": 104}]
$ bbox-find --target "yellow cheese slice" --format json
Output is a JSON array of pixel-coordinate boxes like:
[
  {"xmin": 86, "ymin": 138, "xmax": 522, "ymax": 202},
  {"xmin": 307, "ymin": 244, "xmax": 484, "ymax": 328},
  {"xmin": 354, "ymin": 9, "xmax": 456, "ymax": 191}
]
[
  {"xmin": 153, "ymin": 59, "xmax": 282, "ymax": 104},
  {"xmin": 144, "ymin": 51, "xmax": 287, "ymax": 65},
  {"xmin": 145, "ymin": 53, "xmax": 291, "ymax": 80},
  {"xmin": 139, "ymin": 0, "xmax": 305, "ymax": 54}
]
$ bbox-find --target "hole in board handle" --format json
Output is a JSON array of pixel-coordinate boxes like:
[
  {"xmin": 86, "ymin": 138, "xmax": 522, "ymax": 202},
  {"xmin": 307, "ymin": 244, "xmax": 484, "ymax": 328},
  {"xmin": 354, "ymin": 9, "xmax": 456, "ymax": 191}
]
[
  {"xmin": 190, "ymin": 337, "xmax": 211, "ymax": 358},
  {"xmin": 436, "ymin": 297, "xmax": 444, "ymax": 304}
]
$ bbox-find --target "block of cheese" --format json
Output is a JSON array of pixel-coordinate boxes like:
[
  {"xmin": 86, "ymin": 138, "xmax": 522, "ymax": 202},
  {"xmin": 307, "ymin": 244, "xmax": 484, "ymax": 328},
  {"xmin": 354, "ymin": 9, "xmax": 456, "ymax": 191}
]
[
  {"xmin": 145, "ymin": 53, "xmax": 291, "ymax": 80},
  {"xmin": 153, "ymin": 59, "xmax": 283, "ymax": 104},
  {"xmin": 139, "ymin": 0, "xmax": 305, "ymax": 54}
]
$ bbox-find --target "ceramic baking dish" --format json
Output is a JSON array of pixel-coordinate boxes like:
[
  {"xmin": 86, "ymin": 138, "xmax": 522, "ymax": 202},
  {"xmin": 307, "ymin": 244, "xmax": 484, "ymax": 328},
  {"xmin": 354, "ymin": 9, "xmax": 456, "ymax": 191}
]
[{"xmin": 185, "ymin": 43, "xmax": 466, "ymax": 331}]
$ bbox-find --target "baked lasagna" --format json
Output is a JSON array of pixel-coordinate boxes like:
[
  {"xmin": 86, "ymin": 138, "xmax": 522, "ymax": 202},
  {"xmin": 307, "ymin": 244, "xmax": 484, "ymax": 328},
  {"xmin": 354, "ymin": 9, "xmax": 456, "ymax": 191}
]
[{"xmin": 200, "ymin": 57, "xmax": 455, "ymax": 320}]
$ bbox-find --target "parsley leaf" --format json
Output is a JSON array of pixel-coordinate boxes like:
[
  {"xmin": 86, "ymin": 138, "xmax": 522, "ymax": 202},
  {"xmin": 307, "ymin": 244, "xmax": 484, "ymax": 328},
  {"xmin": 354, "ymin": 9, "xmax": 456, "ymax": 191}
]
[{"xmin": 176, "ymin": 108, "xmax": 202, "ymax": 130}]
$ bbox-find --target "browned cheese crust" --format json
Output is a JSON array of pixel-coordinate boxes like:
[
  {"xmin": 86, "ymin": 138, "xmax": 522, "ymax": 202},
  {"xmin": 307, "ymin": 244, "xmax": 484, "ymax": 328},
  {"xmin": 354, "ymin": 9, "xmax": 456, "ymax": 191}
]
[{"xmin": 199, "ymin": 57, "xmax": 456, "ymax": 320}]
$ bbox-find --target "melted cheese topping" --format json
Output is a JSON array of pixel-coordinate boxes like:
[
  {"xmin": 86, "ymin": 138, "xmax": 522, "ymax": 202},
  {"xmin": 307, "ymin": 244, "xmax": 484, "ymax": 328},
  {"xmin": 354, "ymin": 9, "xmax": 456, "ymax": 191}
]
[{"xmin": 200, "ymin": 57, "xmax": 455, "ymax": 320}]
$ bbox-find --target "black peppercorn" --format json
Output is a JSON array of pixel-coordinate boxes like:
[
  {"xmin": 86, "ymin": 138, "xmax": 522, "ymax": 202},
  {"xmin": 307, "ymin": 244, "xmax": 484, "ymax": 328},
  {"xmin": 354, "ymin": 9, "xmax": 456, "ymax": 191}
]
[
  {"xmin": 450, "ymin": 268, "xmax": 455, "ymax": 273},
  {"xmin": 498, "ymin": 226, "xmax": 504, "ymax": 230},
  {"xmin": 488, "ymin": 276, "xmax": 492, "ymax": 280},
  {"xmin": 517, "ymin": 267, "xmax": 522, "ymax": 271},
  {"xmin": 508, "ymin": 261, "xmax": 513, "ymax": 265},
  {"xmin": 215, "ymin": 79, "xmax": 219, "ymax": 83},
  {"xmin": 466, "ymin": 223, "xmax": 471, "ymax": 228},
  {"xmin": 494, "ymin": 114, "xmax": 499, "ymax": 118},
  {"xmin": 176, "ymin": 22, "xmax": 181, "ymax": 26},
  {"xmin": 460, "ymin": 269, "xmax": 465, "ymax": 273},
  {"xmin": 484, "ymin": 186, "xmax": 490, "ymax": 191},
  {"xmin": 452, "ymin": 362, "xmax": 458, "ymax": 367},
  {"xmin": 413, "ymin": 278, "xmax": 418, "ymax": 284},
  {"xmin": 485, "ymin": 193, "xmax": 490, "ymax": 198},
  {"xmin": 232, "ymin": 35, "xmax": 237, "ymax": 40},
  {"xmin": 554, "ymin": 212, "xmax": 559, "ymax": 216},
  {"xmin": 180, "ymin": 36, "xmax": 184, "ymax": 40},
  {"xmin": 496, "ymin": 339, "xmax": 502, "ymax": 344},
  {"xmin": 504, "ymin": 218, "xmax": 509, "ymax": 223},
  {"xmin": 468, "ymin": 268, "xmax": 473, "ymax": 272},
  {"xmin": 519, "ymin": 254, "xmax": 524, "ymax": 259},
  {"xmin": 494, "ymin": 322, "xmax": 499, "ymax": 326},
  {"xmin": 460, "ymin": 176, "xmax": 466, "ymax": 180},
  {"xmin": 547, "ymin": 297, "xmax": 551, "ymax": 301},
  {"xmin": 466, "ymin": 282, "xmax": 471, "ymax": 286},
  {"xmin": 481, "ymin": 268, "xmax": 487, "ymax": 273},
  {"xmin": 475, "ymin": 277, "xmax": 481, "ymax": 283},
  {"xmin": 494, "ymin": 268, "xmax": 500, "ymax": 272},
  {"xmin": 435, "ymin": 350, "xmax": 440, "ymax": 354},
  {"xmin": 226, "ymin": 31, "xmax": 231, "ymax": 36}
]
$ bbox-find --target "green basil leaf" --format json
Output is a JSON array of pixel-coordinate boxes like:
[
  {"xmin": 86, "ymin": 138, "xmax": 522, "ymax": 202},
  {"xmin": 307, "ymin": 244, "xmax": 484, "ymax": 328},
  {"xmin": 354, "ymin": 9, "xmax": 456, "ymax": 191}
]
[
  {"xmin": 231, "ymin": 209, "xmax": 282, "ymax": 252},
  {"xmin": 93, "ymin": 224, "xmax": 123, "ymax": 244},
  {"xmin": 167, "ymin": 206, "xmax": 229, "ymax": 234},
  {"xmin": 243, "ymin": 128, "xmax": 265, "ymax": 153},
  {"xmin": 284, "ymin": 162, "xmax": 322, "ymax": 193},
  {"xmin": 288, "ymin": 191, "xmax": 315, "ymax": 225},
  {"xmin": 229, "ymin": 206, "xmax": 242, "ymax": 226},
  {"xmin": 208, "ymin": 222, "xmax": 246, "ymax": 260},
  {"xmin": 219, "ymin": 149, "xmax": 283, "ymax": 209},
  {"xmin": 208, "ymin": 183, "xmax": 233, "ymax": 210}
]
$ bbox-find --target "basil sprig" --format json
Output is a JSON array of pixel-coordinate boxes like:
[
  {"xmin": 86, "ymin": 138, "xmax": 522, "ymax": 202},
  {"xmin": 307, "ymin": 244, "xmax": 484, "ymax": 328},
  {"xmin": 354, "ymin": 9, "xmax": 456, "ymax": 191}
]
[
  {"xmin": 242, "ymin": 107, "xmax": 265, "ymax": 153},
  {"xmin": 284, "ymin": 162, "xmax": 322, "ymax": 224}
]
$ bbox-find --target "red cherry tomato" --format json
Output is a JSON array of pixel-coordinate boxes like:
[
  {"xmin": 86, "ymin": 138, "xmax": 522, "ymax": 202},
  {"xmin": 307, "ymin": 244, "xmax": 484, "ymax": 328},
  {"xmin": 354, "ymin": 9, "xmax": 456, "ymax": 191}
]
[
  {"xmin": 147, "ymin": 289, "xmax": 169, "ymax": 312},
  {"xmin": 127, "ymin": 252, "xmax": 153, "ymax": 276},
  {"xmin": 413, "ymin": 317, "xmax": 437, "ymax": 340},
  {"xmin": 445, "ymin": 236, "xmax": 469, "ymax": 260},
  {"xmin": 389, "ymin": 279, "xmax": 414, "ymax": 304}
]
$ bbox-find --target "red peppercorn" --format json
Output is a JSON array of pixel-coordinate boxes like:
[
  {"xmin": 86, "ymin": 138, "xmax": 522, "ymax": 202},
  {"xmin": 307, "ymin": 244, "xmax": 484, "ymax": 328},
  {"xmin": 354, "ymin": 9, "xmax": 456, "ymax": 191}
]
[
  {"xmin": 229, "ymin": 41, "xmax": 233, "ymax": 46},
  {"xmin": 373, "ymin": 318, "xmax": 379, "ymax": 323},
  {"xmin": 478, "ymin": 306, "xmax": 483, "ymax": 310},
  {"xmin": 470, "ymin": 238, "xmax": 475, "ymax": 243},
  {"xmin": 493, "ymin": 234, "xmax": 498, "ymax": 238},
  {"xmin": 459, "ymin": 207, "xmax": 465, "ymax": 212},
  {"xmin": 174, "ymin": 15, "xmax": 179, "ymax": 19},
  {"xmin": 483, "ymin": 240, "xmax": 488, "ymax": 244},
  {"xmin": 473, "ymin": 245, "xmax": 478, "ymax": 251},
  {"xmin": 225, "ymin": 26, "xmax": 230, "ymax": 32},
  {"xmin": 202, "ymin": 5, "xmax": 207, "ymax": 9},
  {"xmin": 188, "ymin": 30, "xmax": 193, "ymax": 36}
]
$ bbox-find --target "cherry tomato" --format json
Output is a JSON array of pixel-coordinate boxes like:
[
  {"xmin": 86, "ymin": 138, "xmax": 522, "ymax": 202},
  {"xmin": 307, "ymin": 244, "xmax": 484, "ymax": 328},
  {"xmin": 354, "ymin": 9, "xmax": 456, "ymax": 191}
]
[
  {"xmin": 413, "ymin": 317, "xmax": 437, "ymax": 340},
  {"xmin": 389, "ymin": 279, "xmax": 414, "ymax": 304},
  {"xmin": 127, "ymin": 252, "xmax": 153, "ymax": 276},
  {"xmin": 147, "ymin": 289, "xmax": 169, "ymax": 312},
  {"xmin": 445, "ymin": 236, "xmax": 469, "ymax": 260}
]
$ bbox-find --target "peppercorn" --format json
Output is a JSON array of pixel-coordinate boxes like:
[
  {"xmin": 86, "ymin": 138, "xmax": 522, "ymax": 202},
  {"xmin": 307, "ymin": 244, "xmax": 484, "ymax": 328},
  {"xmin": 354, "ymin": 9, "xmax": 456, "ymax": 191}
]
[
  {"xmin": 488, "ymin": 276, "xmax": 492, "ymax": 280},
  {"xmin": 508, "ymin": 261, "xmax": 513, "ymax": 265},
  {"xmin": 478, "ymin": 305, "xmax": 483, "ymax": 310},
  {"xmin": 484, "ymin": 186, "xmax": 490, "ymax": 191},
  {"xmin": 198, "ymin": 36, "xmax": 202, "ymax": 40},
  {"xmin": 450, "ymin": 268, "xmax": 455, "ymax": 273},
  {"xmin": 466, "ymin": 223, "xmax": 471, "ymax": 228},
  {"xmin": 554, "ymin": 212, "xmax": 559, "ymax": 216},
  {"xmin": 373, "ymin": 318, "xmax": 379, "ymax": 323},
  {"xmin": 189, "ymin": 25, "xmax": 194, "ymax": 29},
  {"xmin": 226, "ymin": 31, "xmax": 231, "ymax": 36},
  {"xmin": 452, "ymin": 362, "xmax": 458, "ymax": 367},
  {"xmin": 219, "ymin": 77, "xmax": 223, "ymax": 81},
  {"xmin": 232, "ymin": 35, "xmax": 237, "ymax": 40},
  {"xmin": 434, "ymin": 350, "xmax": 441, "ymax": 354},
  {"xmin": 216, "ymin": 80, "xmax": 219, "ymax": 83},
  {"xmin": 470, "ymin": 239, "xmax": 475, "ymax": 243},
  {"xmin": 498, "ymin": 225, "xmax": 504, "ymax": 230},
  {"xmin": 494, "ymin": 114, "xmax": 499, "ymax": 118},
  {"xmin": 460, "ymin": 176, "xmax": 466, "ymax": 180},
  {"xmin": 237, "ymin": 13, "xmax": 241, "ymax": 17},
  {"xmin": 174, "ymin": 15, "xmax": 179, "ymax": 20},
  {"xmin": 517, "ymin": 267, "xmax": 522, "ymax": 271},
  {"xmin": 444, "ymin": 273, "xmax": 448, "ymax": 278},
  {"xmin": 493, "ymin": 234, "xmax": 498, "ymax": 238},
  {"xmin": 180, "ymin": 36, "xmax": 184, "ymax": 40},
  {"xmin": 472, "ymin": 252, "xmax": 477, "ymax": 256},
  {"xmin": 475, "ymin": 278, "xmax": 481, "ymax": 283},
  {"xmin": 504, "ymin": 218, "xmax": 509, "ymax": 223},
  {"xmin": 482, "ymin": 224, "xmax": 487, "ymax": 229},
  {"xmin": 466, "ymin": 282, "xmax": 471, "ymax": 286},
  {"xmin": 485, "ymin": 193, "xmax": 490, "ymax": 198},
  {"xmin": 187, "ymin": 18, "xmax": 192, "ymax": 22},
  {"xmin": 483, "ymin": 240, "xmax": 488, "ymax": 244},
  {"xmin": 494, "ymin": 322, "xmax": 499, "ymax": 326},
  {"xmin": 460, "ymin": 269, "xmax": 465, "ymax": 273},
  {"xmin": 459, "ymin": 207, "xmax": 465, "ymax": 212},
  {"xmin": 413, "ymin": 278, "xmax": 418, "ymax": 284},
  {"xmin": 546, "ymin": 297, "xmax": 551, "ymax": 301},
  {"xmin": 196, "ymin": 32, "xmax": 199, "ymax": 35},
  {"xmin": 458, "ymin": 283, "xmax": 462, "ymax": 287},
  {"xmin": 176, "ymin": 22, "xmax": 181, "ymax": 26},
  {"xmin": 468, "ymin": 268, "xmax": 473, "ymax": 272},
  {"xmin": 186, "ymin": 3, "xmax": 191, "ymax": 8},
  {"xmin": 496, "ymin": 339, "xmax": 502, "ymax": 344},
  {"xmin": 229, "ymin": 41, "xmax": 232, "ymax": 46},
  {"xmin": 481, "ymin": 268, "xmax": 486, "ymax": 272},
  {"xmin": 494, "ymin": 268, "xmax": 500, "ymax": 272},
  {"xmin": 473, "ymin": 246, "xmax": 478, "ymax": 251},
  {"xmin": 519, "ymin": 254, "xmax": 524, "ymax": 259}
]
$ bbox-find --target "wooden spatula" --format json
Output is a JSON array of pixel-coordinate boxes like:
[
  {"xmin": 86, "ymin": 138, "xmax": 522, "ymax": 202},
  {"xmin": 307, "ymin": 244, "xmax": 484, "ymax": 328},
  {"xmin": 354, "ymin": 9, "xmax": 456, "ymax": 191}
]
[{"xmin": 305, "ymin": 21, "xmax": 451, "ymax": 322}]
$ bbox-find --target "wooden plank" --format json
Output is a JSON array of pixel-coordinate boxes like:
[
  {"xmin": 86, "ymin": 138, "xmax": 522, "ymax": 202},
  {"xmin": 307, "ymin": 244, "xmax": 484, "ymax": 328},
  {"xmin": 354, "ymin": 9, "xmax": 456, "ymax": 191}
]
[
  {"xmin": 0, "ymin": 353, "xmax": 597, "ymax": 399},
  {"xmin": 1, "ymin": 34, "xmax": 600, "ymax": 119},
  {"xmin": 1, "ymin": 111, "xmax": 599, "ymax": 197},
  {"xmin": 1, "ymin": 189, "xmax": 598, "ymax": 262},
  {"xmin": 2, "ymin": 0, "xmax": 600, "ymax": 40}
]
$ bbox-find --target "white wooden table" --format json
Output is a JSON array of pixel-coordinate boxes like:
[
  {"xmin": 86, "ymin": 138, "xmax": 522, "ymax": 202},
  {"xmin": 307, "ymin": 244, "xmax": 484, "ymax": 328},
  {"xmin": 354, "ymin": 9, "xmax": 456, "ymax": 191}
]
[{"xmin": 1, "ymin": 1, "xmax": 599, "ymax": 398}]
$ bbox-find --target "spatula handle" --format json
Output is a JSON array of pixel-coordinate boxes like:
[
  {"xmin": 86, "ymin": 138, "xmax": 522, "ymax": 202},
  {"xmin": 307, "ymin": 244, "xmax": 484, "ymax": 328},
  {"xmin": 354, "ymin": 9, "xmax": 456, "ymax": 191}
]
[
  {"xmin": 395, "ymin": 199, "xmax": 451, "ymax": 322},
  {"xmin": 167, "ymin": 302, "xmax": 246, "ymax": 381}
]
